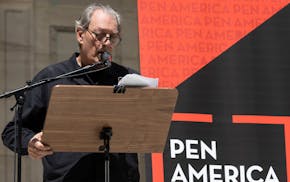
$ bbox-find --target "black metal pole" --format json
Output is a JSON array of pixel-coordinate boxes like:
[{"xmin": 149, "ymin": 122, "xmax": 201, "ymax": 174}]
[
  {"xmin": 14, "ymin": 93, "xmax": 25, "ymax": 182},
  {"xmin": 99, "ymin": 127, "xmax": 112, "ymax": 182},
  {"xmin": 105, "ymin": 148, "xmax": 110, "ymax": 182}
]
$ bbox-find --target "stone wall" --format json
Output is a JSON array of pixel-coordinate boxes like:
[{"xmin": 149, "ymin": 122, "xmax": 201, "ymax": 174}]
[{"xmin": 0, "ymin": 0, "xmax": 143, "ymax": 181}]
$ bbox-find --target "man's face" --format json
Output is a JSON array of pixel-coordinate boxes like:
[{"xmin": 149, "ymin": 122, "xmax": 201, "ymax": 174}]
[{"xmin": 77, "ymin": 9, "xmax": 119, "ymax": 66}]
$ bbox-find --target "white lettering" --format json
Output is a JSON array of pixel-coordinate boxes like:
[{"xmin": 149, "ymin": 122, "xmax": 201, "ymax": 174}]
[
  {"xmin": 171, "ymin": 163, "xmax": 188, "ymax": 182},
  {"xmin": 247, "ymin": 165, "xmax": 263, "ymax": 182},
  {"xmin": 201, "ymin": 140, "xmax": 217, "ymax": 160},
  {"xmin": 265, "ymin": 166, "xmax": 279, "ymax": 182},
  {"xmin": 188, "ymin": 164, "xmax": 208, "ymax": 182},
  {"xmin": 240, "ymin": 166, "xmax": 246, "ymax": 182},
  {"xmin": 209, "ymin": 165, "xmax": 222, "ymax": 182},
  {"xmin": 186, "ymin": 140, "xmax": 199, "ymax": 159},
  {"xmin": 171, "ymin": 164, "xmax": 279, "ymax": 182},
  {"xmin": 224, "ymin": 165, "xmax": 239, "ymax": 182},
  {"xmin": 170, "ymin": 139, "xmax": 185, "ymax": 158},
  {"xmin": 170, "ymin": 139, "xmax": 217, "ymax": 160}
]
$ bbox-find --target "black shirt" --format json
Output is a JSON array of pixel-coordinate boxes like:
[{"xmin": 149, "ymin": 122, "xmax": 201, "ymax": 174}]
[{"xmin": 2, "ymin": 53, "xmax": 140, "ymax": 182}]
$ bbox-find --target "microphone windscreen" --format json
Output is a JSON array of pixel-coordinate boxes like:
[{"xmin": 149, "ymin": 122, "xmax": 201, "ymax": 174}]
[{"xmin": 101, "ymin": 52, "xmax": 112, "ymax": 67}]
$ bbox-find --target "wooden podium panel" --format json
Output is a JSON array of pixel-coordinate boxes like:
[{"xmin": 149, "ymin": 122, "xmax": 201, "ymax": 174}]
[{"xmin": 42, "ymin": 85, "xmax": 178, "ymax": 153}]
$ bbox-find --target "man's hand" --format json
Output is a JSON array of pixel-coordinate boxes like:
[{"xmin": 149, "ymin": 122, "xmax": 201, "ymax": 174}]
[{"xmin": 28, "ymin": 132, "xmax": 53, "ymax": 159}]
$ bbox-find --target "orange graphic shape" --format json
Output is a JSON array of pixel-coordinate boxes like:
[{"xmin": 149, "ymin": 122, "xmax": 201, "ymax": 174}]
[{"xmin": 138, "ymin": 0, "xmax": 289, "ymax": 87}]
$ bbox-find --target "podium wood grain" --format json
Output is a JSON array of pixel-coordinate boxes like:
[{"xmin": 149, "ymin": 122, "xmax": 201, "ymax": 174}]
[{"xmin": 42, "ymin": 85, "xmax": 178, "ymax": 153}]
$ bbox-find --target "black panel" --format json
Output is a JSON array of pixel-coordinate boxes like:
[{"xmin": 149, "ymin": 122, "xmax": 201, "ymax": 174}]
[
  {"xmin": 176, "ymin": 4, "xmax": 290, "ymax": 122},
  {"xmin": 164, "ymin": 122, "xmax": 286, "ymax": 181}
]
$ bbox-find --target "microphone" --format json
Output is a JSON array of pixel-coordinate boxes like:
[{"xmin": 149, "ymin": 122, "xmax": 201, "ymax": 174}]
[{"xmin": 100, "ymin": 52, "xmax": 112, "ymax": 67}]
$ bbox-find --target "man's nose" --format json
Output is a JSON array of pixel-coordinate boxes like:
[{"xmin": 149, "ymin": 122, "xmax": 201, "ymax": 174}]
[{"xmin": 103, "ymin": 34, "xmax": 111, "ymax": 45}]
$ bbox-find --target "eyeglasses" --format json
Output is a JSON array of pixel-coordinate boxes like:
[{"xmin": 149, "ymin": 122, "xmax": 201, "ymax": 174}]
[{"xmin": 87, "ymin": 29, "xmax": 121, "ymax": 47}]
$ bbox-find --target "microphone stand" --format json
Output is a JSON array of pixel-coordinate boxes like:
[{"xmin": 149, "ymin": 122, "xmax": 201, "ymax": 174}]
[
  {"xmin": 0, "ymin": 61, "xmax": 110, "ymax": 182},
  {"xmin": 99, "ymin": 127, "xmax": 112, "ymax": 182}
]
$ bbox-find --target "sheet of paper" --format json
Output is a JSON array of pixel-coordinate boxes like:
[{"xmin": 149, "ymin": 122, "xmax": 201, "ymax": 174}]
[{"xmin": 118, "ymin": 74, "xmax": 159, "ymax": 88}]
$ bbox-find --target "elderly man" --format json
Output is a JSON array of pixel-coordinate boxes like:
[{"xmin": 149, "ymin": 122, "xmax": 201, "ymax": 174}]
[{"xmin": 2, "ymin": 3, "xmax": 140, "ymax": 182}]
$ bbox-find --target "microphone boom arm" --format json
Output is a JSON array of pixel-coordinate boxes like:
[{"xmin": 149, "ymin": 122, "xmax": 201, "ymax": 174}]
[{"xmin": 0, "ymin": 61, "xmax": 110, "ymax": 99}]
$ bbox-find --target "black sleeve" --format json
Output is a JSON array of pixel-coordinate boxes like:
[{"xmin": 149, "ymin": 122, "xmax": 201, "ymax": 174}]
[{"xmin": 1, "ymin": 71, "xmax": 50, "ymax": 155}]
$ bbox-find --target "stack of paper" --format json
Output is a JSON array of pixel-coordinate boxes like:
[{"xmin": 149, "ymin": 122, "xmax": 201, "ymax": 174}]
[{"xmin": 118, "ymin": 74, "xmax": 158, "ymax": 88}]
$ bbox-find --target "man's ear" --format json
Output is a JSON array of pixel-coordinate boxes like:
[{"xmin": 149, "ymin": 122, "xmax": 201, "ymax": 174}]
[{"xmin": 76, "ymin": 27, "xmax": 84, "ymax": 44}]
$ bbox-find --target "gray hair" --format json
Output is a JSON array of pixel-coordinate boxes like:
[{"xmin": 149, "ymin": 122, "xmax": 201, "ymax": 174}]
[{"xmin": 75, "ymin": 3, "xmax": 121, "ymax": 32}]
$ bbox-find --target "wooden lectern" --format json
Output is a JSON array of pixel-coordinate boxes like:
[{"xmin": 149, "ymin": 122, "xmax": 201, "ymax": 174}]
[
  {"xmin": 42, "ymin": 85, "xmax": 178, "ymax": 182},
  {"xmin": 42, "ymin": 85, "xmax": 178, "ymax": 153}
]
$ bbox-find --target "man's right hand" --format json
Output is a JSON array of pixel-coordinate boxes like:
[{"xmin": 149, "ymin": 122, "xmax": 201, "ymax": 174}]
[{"xmin": 28, "ymin": 132, "xmax": 53, "ymax": 159}]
